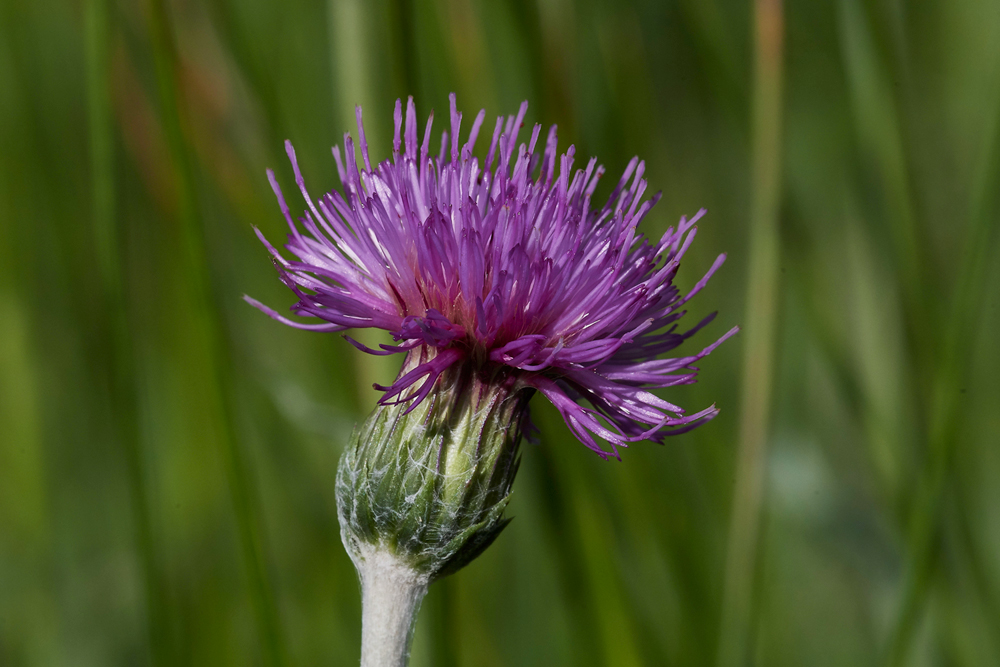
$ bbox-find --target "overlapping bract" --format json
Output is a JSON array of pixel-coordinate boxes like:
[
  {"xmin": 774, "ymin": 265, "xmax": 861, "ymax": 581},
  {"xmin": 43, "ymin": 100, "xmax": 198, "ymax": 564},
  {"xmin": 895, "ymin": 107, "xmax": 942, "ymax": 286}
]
[{"xmin": 247, "ymin": 95, "xmax": 737, "ymax": 458}]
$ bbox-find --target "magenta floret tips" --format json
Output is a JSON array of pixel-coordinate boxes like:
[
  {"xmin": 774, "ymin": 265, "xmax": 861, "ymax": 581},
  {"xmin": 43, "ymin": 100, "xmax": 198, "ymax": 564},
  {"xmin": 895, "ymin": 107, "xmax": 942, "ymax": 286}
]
[{"xmin": 247, "ymin": 94, "xmax": 738, "ymax": 459}]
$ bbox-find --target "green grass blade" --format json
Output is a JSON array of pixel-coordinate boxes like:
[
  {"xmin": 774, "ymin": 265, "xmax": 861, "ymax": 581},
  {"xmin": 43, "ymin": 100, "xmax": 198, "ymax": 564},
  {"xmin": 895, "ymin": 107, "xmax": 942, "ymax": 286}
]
[
  {"xmin": 716, "ymin": 1, "xmax": 785, "ymax": 665},
  {"xmin": 882, "ymin": 29, "xmax": 1000, "ymax": 667},
  {"xmin": 144, "ymin": 1, "xmax": 287, "ymax": 664},
  {"xmin": 85, "ymin": 0, "xmax": 173, "ymax": 663}
]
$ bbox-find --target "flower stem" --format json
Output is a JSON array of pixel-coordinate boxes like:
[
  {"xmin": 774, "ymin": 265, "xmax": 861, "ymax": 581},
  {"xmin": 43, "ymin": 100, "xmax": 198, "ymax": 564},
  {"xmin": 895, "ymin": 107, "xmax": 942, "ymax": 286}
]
[{"xmin": 357, "ymin": 547, "xmax": 428, "ymax": 667}]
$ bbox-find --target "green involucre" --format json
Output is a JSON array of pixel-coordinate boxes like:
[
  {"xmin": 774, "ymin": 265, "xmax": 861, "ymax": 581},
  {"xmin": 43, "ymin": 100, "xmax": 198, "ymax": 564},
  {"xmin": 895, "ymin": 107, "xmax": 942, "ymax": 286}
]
[{"xmin": 336, "ymin": 350, "xmax": 533, "ymax": 580}]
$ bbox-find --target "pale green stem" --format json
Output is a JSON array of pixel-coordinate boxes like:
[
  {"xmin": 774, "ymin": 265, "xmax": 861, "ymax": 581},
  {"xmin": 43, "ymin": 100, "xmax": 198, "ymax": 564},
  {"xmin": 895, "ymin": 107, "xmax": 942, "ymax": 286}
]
[{"xmin": 356, "ymin": 546, "xmax": 429, "ymax": 667}]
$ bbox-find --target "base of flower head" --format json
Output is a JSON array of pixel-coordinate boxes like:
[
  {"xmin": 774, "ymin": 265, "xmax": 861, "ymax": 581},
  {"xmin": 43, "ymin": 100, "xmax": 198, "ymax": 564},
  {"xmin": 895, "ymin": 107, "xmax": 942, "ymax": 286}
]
[{"xmin": 336, "ymin": 347, "xmax": 534, "ymax": 581}]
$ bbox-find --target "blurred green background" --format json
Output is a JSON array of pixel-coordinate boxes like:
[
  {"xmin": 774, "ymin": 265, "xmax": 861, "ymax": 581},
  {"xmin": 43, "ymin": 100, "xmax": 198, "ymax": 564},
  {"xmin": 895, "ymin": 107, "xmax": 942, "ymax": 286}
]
[{"xmin": 2, "ymin": 0, "xmax": 1000, "ymax": 665}]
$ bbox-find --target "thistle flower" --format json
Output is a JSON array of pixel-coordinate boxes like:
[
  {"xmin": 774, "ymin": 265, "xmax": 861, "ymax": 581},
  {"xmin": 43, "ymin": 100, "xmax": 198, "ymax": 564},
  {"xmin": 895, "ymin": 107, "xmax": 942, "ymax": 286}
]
[
  {"xmin": 247, "ymin": 95, "xmax": 736, "ymax": 666},
  {"xmin": 248, "ymin": 94, "xmax": 737, "ymax": 459}
]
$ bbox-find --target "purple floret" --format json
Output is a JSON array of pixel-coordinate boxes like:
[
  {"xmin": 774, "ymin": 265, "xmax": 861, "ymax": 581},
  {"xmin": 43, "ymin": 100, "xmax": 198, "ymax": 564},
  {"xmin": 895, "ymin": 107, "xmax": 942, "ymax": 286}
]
[{"xmin": 247, "ymin": 94, "xmax": 737, "ymax": 459}]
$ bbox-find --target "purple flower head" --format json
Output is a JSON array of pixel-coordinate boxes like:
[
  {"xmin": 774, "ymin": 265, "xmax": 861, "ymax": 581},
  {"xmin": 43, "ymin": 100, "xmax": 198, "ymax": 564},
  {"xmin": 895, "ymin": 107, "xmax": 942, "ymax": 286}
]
[{"xmin": 247, "ymin": 95, "xmax": 737, "ymax": 459}]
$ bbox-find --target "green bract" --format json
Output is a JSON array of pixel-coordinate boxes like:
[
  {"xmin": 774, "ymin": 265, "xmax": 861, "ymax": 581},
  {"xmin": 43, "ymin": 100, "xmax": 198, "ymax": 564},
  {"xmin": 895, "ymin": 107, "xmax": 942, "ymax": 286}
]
[{"xmin": 336, "ymin": 349, "xmax": 533, "ymax": 581}]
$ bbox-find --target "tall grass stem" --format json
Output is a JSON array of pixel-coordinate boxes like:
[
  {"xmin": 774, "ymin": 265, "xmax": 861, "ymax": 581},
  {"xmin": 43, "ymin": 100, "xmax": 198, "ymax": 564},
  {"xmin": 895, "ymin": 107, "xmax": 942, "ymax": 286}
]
[
  {"xmin": 716, "ymin": 1, "xmax": 784, "ymax": 665},
  {"xmin": 85, "ymin": 0, "xmax": 172, "ymax": 663},
  {"xmin": 144, "ymin": 1, "xmax": 287, "ymax": 664},
  {"xmin": 882, "ymin": 43, "xmax": 1000, "ymax": 667}
]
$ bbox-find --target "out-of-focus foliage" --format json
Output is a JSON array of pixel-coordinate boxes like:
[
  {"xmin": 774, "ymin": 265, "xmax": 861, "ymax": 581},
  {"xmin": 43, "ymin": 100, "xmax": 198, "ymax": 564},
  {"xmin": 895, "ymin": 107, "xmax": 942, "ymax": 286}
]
[{"xmin": 1, "ymin": 0, "xmax": 998, "ymax": 665}]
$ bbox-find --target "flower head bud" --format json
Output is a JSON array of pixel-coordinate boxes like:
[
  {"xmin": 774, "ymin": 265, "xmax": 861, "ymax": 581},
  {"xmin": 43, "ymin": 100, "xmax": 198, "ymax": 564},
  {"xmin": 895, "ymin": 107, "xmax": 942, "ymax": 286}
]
[{"xmin": 336, "ymin": 348, "xmax": 533, "ymax": 581}]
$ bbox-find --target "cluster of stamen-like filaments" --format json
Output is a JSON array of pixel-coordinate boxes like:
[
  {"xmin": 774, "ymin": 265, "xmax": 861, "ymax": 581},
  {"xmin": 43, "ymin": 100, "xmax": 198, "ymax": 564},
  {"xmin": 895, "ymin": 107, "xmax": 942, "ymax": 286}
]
[{"xmin": 248, "ymin": 94, "xmax": 737, "ymax": 457}]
